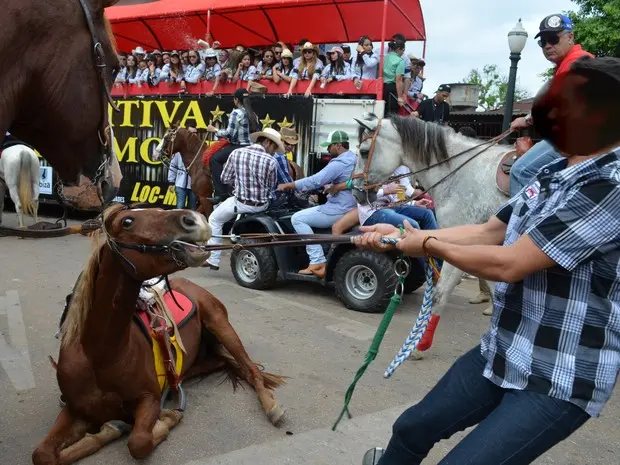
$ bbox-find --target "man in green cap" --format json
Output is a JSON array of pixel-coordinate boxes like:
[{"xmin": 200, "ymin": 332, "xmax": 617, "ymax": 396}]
[{"xmin": 277, "ymin": 130, "xmax": 356, "ymax": 277}]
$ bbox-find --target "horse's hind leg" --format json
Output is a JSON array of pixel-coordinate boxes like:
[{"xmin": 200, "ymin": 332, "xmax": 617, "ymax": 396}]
[
  {"xmin": 184, "ymin": 282, "xmax": 286, "ymax": 425},
  {"xmin": 32, "ymin": 407, "xmax": 90, "ymax": 465},
  {"xmin": 7, "ymin": 185, "xmax": 24, "ymax": 228}
]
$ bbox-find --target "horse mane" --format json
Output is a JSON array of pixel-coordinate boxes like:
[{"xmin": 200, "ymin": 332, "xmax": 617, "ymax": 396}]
[
  {"xmin": 389, "ymin": 115, "xmax": 450, "ymax": 167},
  {"xmin": 60, "ymin": 204, "xmax": 124, "ymax": 347}
]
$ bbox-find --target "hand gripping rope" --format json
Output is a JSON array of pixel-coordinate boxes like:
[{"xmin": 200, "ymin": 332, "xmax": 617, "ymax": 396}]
[{"xmin": 332, "ymin": 233, "xmax": 440, "ymax": 430}]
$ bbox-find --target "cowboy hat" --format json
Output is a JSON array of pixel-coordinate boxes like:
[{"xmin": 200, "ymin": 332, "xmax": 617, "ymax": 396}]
[
  {"xmin": 250, "ymin": 127, "xmax": 285, "ymax": 153},
  {"xmin": 280, "ymin": 127, "xmax": 299, "ymax": 145}
]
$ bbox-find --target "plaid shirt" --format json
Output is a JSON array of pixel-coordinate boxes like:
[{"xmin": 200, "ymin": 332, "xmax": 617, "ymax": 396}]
[
  {"xmin": 221, "ymin": 144, "xmax": 277, "ymax": 204},
  {"xmin": 216, "ymin": 108, "xmax": 251, "ymax": 146},
  {"xmin": 481, "ymin": 148, "xmax": 620, "ymax": 417},
  {"xmin": 271, "ymin": 152, "xmax": 294, "ymax": 201}
]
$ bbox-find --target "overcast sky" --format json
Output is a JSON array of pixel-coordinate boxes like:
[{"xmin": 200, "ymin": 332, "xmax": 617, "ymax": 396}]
[{"xmin": 403, "ymin": 0, "xmax": 578, "ymax": 97}]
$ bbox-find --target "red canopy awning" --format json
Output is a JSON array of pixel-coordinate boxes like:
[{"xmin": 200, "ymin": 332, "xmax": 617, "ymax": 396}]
[{"xmin": 106, "ymin": 0, "xmax": 425, "ymax": 52}]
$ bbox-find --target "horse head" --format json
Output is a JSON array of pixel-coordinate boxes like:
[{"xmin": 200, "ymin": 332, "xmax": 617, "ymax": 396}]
[
  {"xmin": 154, "ymin": 124, "xmax": 200, "ymax": 164},
  {"xmin": 103, "ymin": 204, "xmax": 212, "ymax": 279},
  {"xmin": 352, "ymin": 113, "xmax": 449, "ymax": 203},
  {"xmin": 7, "ymin": 0, "xmax": 123, "ymax": 208}
]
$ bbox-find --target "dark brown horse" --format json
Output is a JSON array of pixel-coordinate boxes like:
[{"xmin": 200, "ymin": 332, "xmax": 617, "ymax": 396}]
[
  {"xmin": 154, "ymin": 126, "xmax": 305, "ymax": 217},
  {"xmin": 33, "ymin": 205, "xmax": 285, "ymax": 464},
  {"xmin": 2, "ymin": 0, "xmax": 123, "ymax": 209}
]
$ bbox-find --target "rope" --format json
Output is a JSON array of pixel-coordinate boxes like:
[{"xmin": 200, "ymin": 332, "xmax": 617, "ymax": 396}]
[{"xmin": 384, "ymin": 257, "xmax": 439, "ymax": 378}]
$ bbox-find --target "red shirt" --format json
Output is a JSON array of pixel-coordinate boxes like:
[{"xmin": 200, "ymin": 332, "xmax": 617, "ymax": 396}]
[{"xmin": 554, "ymin": 44, "xmax": 594, "ymax": 77}]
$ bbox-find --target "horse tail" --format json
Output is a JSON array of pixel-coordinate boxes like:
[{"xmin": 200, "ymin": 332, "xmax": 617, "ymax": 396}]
[
  {"xmin": 18, "ymin": 150, "xmax": 35, "ymax": 216},
  {"xmin": 217, "ymin": 350, "xmax": 287, "ymax": 391}
]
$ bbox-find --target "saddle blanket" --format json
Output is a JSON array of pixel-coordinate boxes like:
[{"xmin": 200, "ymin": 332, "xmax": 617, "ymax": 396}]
[{"xmin": 136, "ymin": 279, "xmax": 196, "ymax": 391}]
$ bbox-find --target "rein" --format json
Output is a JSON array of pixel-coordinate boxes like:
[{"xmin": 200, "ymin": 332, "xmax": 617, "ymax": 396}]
[{"xmin": 160, "ymin": 127, "xmax": 209, "ymax": 175}]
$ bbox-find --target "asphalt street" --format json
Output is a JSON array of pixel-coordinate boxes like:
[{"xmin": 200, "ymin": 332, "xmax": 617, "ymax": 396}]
[{"xmin": 0, "ymin": 210, "xmax": 618, "ymax": 464}]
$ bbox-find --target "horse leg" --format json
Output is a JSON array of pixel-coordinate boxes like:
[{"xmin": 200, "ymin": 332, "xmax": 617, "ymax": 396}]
[
  {"xmin": 126, "ymin": 394, "xmax": 182, "ymax": 459},
  {"xmin": 58, "ymin": 421, "xmax": 130, "ymax": 465},
  {"xmin": 196, "ymin": 292, "xmax": 286, "ymax": 425},
  {"xmin": 0, "ymin": 177, "xmax": 5, "ymax": 224},
  {"xmin": 32, "ymin": 407, "xmax": 90, "ymax": 465},
  {"xmin": 410, "ymin": 263, "xmax": 464, "ymax": 361},
  {"xmin": 7, "ymin": 184, "xmax": 24, "ymax": 228}
]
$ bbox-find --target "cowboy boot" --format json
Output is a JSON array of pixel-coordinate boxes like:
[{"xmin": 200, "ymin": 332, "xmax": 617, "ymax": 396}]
[
  {"xmin": 417, "ymin": 314, "xmax": 440, "ymax": 351},
  {"xmin": 298, "ymin": 263, "xmax": 326, "ymax": 278}
]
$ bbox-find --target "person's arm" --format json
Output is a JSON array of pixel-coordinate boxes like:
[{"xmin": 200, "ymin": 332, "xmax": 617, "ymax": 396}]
[
  {"xmin": 280, "ymin": 160, "xmax": 342, "ymax": 191},
  {"xmin": 185, "ymin": 64, "xmax": 204, "ymax": 84},
  {"xmin": 286, "ymin": 75, "xmax": 298, "ymax": 96},
  {"xmin": 167, "ymin": 154, "xmax": 179, "ymax": 184},
  {"xmin": 304, "ymin": 74, "xmax": 319, "ymax": 97},
  {"xmin": 215, "ymin": 109, "xmax": 238, "ymax": 139},
  {"xmin": 362, "ymin": 52, "xmax": 379, "ymax": 69}
]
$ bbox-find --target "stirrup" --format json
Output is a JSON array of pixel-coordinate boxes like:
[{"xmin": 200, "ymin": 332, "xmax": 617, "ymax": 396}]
[{"xmin": 362, "ymin": 447, "xmax": 386, "ymax": 465}]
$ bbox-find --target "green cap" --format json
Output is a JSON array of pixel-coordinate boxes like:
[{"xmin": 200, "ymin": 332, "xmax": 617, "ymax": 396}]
[{"xmin": 320, "ymin": 130, "xmax": 349, "ymax": 147}]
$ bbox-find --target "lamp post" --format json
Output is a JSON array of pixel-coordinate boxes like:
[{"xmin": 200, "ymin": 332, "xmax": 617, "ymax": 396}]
[{"xmin": 502, "ymin": 18, "xmax": 528, "ymax": 133}]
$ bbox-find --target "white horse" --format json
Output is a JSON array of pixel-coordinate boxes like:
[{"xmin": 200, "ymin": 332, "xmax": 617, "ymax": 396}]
[
  {"xmin": 352, "ymin": 113, "xmax": 512, "ymax": 358},
  {"xmin": 0, "ymin": 145, "xmax": 40, "ymax": 227}
]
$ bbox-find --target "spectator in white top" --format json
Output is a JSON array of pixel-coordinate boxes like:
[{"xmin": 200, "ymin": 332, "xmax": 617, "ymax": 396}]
[
  {"xmin": 145, "ymin": 54, "xmax": 161, "ymax": 86},
  {"xmin": 274, "ymin": 49, "xmax": 295, "ymax": 84},
  {"xmin": 342, "ymin": 45, "xmax": 353, "ymax": 65},
  {"xmin": 160, "ymin": 51, "xmax": 184, "ymax": 84},
  {"xmin": 272, "ymin": 43, "xmax": 283, "ymax": 64},
  {"xmin": 233, "ymin": 52, "xmax": 258, "ymax": 83},
  {"xmin": 320, "ymin": 46, "xmax": 353, "ymax": 85},
  {"xmin": 286, "ymin": 42, "xmax": 323, "ymax": 98},
  {"xmin": 185, "ymin": 50, "xmax": 205, "ymax": 83},
  {"xmin": 123, "ymin": 54, "xmax": 139, "ymax": 84},
  {"xmin": 353, "ymin": 35, "xmax": 379, "ymax": 89},
  {"xmin": 132, "ymin": 46, "xmax": 146, "ymax": 62},
  {"xmin": 202, "ymin": 48, "xmax": 221, "ymax": 81},
  {"xmin": 152, "ymin": 50, "xmax": 163, "ymax": 68},
  {"xmin": 162, "ymin": 52, "xmax": 171, "ymax": 66},
  {"xmin": 134, "ymin": 58, "xmax": 148, "ymax": 84},
  {"xmin": 258, "ymin": 49, "xmax": 277, "ymax": 80}
]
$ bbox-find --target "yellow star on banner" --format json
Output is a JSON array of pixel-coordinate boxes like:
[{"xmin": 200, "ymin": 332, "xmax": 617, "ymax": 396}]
[
  {"xmin": 210, "ymin": 105, "xmax": 225, "ymax": 123},
  {"xmin": 260, "ymin": 113, "xmax": 276, "ymax": 129},
  {"xmin": 277, "ymin": 116, "xmax": 294, "ymax": 129}
]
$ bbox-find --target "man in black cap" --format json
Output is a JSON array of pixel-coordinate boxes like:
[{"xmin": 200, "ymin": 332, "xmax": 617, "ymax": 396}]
[
  {"xmin": 413, "ymin": 84, "xmax": 451, "ymax": 125},
  {"xmin": 358, "ymin": 56, "xmax": 620, "ymax": 465},
  {"xmin": 509, "ymin": 13, "xmax": 593, "ymax": 196}
]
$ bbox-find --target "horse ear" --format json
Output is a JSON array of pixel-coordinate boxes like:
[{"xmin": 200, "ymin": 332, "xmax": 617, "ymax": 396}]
[{"xmin": 354, "ymin": 118, "xmax": 374, "ymax": 132}]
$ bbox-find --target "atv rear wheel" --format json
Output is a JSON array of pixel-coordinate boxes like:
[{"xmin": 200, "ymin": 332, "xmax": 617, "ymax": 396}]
[{"xmin": 230, "ymin": 239, "xmax": 278, "ymax": 290}]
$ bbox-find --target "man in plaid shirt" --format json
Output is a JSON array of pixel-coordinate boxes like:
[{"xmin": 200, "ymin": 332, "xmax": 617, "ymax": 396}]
[
  {"xmin": 204, "ymin": 128, "xmax": 283, "ymax": 270},
  {"xmin": 356, "ymin": 57, "xmax": 620, "ymax": 465}
]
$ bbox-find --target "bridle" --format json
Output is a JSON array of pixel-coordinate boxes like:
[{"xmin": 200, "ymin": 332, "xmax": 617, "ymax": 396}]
[
  {"xmin": 57, "ymin": 0, "xmax": 120, "ymax": 205},
  {"xmin": 158, "ymin": 127, "xmax": 208, "ymax": 173},
  {"xmin": 101, "ymin": 205, "xmax": 198, "ymax": 276},
  {"xmin": 352, "ymin": 118, "xmax": 513, "ymax": 197}
]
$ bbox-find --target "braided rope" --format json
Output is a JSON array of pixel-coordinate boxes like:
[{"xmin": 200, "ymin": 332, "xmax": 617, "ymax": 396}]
[{"xmin": 384, "ymin": 258, "xmax": 437, "ymax": 378}]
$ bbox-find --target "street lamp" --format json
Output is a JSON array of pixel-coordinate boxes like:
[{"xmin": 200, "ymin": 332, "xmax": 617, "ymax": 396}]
[{"xmin": 502, "ymin": 18, "xmax": 528, "ymax": 133}]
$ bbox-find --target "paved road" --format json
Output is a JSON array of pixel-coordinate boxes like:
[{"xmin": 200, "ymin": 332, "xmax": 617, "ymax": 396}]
[{"xmin": 0, "ymin": 211, "xmax": 618, "ymax": 464}]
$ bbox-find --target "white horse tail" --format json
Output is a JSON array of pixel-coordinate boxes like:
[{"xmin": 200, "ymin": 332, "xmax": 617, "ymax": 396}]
[{"xmin": 18, "ymin": 149, "xmax": 36, "ymax": 216}]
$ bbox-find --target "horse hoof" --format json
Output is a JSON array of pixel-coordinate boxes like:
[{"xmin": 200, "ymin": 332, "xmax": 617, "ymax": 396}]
[
  {"xmin": 408, "ymin": 350, "xmax": 424, "ymax": 361},
  {"xmin": 267, "ymin": 405, "xmax": 285, "ymax": 426}
]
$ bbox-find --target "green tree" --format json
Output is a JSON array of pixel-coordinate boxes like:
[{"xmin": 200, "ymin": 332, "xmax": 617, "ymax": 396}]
[
  {"xmin": 462, "ymin": 65, "xmax": 530, "ymax": 111},
  {"xmin": 568, "ymin": 0, "xmax": 620, "ymax": 57}
]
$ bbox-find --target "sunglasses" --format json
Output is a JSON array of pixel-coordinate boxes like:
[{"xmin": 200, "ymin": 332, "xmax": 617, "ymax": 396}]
[
  {"xmin": 538, "ymin": 32, "xmax": 567, "ymax": 48},
  {"xmin": 303, "ymin": 50, "xmax": 314, "ymax": 54}
]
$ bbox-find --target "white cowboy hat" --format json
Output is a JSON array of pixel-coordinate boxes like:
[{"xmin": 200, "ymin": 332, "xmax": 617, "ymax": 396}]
[
  {"xmin": 133, "ymin": 46, "xmax": 146, "ymax": 55},
  {"xmin": 250, "ymin": 127, "xmax": 285, "ymax": 153}
]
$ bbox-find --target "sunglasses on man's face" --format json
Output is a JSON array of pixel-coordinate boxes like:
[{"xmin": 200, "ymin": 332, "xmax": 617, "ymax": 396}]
[{"xmin": 538, "ymin": 32, "xmax": 567, "ymax": 48}]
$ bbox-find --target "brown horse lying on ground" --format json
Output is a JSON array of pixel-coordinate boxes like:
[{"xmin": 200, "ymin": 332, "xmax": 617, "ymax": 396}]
[
  {"xmin": 33, "ymin": 205, "xmax": 285, "ymax": 465},
  {"xmin": 155, "ymin": 125, "xmax": 305, "ymax": 217}
]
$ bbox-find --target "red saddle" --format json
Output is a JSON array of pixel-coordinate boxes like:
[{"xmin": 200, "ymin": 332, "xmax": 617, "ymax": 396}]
[{"xmin": 136, "ymin": 289, "xmax": 196, "ymax": 336}]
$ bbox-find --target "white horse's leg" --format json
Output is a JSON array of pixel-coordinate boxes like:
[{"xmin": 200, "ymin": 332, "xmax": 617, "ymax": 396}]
[
  {"xmin": 0, "ymin": 176, "xmax": 6, "ymax": 225},
  {"xmin": 30, "ymin": 157, "xmax": 40, "ymax": 225},
  {"xmin": 409, "ymin": 263, "xmax": 464, "ymax": 360},
  {"xmin": 7, "ymin": 183, "xmax": 24, "ymax": 228}
]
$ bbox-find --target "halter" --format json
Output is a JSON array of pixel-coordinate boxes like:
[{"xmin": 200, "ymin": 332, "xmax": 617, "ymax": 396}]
[
  {"xmin": 57, "ymin": 0, "xmax": 120, "ymax": 205},
  {"xmin": 351, "ymin": 120, "xmax": 382, "ymax": 186},
  {"xmin": 159, "ymin": 127, "xmax": 209, "ymax": 174}
]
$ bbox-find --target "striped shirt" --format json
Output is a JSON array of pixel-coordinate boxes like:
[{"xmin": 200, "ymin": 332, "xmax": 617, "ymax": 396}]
[
  {"xmin": 482, "ymin": 148, "xmax": 620, "ymax": 417},
  {"xmin": 221, "ymin": 144, "xmax": 277, "ymax": 204},
  {"xmin": 216, "ymin": 108, "xmax": 251, "ymax": 146}
]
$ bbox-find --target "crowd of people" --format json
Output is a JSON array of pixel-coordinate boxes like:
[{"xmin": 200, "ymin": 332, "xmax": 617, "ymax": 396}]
[{"xmin": 113, "ymin": 35, "xmax": 430, "ymax": 109}]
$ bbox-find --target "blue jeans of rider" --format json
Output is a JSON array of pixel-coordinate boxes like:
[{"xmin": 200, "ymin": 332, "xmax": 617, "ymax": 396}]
[
  {"xmin": 377, "ymin": 346, "xmax": 590, "ymax": 465},
  {"xmin": 175, "ymin": 187, "xmax": 197, "ymax": 210},
  {"xmin": 364, "ymin": 205, "xmax": 439, "ymax": 230},
  {"xmin": 509, "ymin": 139, "xmax": 561, "ymax": 197},
  {"xmin": 291, "ymin": 206, "xmax": 343, "ymax": 265}
]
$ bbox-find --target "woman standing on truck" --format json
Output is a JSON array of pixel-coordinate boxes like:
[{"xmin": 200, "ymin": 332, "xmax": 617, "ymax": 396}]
[
  {"xmin": 285, "ymin": 42, "xmax": 323, "ymax": 98},
  {"xmin": 206, "ymin": 88, "xmax": 259, "ymax": 203}
]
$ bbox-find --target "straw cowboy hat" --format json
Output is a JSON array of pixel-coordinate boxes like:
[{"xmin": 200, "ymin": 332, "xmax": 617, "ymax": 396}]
[
  {"xmin": 250, "ymin": 127, "xmax": 285, "ymax": 153},
  {"xmin": 280, "ymin": 127, "xmax": 299, "ymax": 145}
]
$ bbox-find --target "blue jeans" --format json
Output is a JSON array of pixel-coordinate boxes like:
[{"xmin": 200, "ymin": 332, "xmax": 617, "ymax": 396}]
[
  {"xmin": 509, "ymin": 139, "xmax": 561, "ymax": 197},
  {"xmin": 365, "ymin": 205, "xmax": 439, "ymax": 230},
  {"xmin": 291, "ymin": 206, "xmax": 343, "ymax": 265},
  {"xmin": 378, "ymin": 346, "xmax": 590, "ymax": 465},
  {"xmin": 175, "ymin": 187, "xmax": 197, "ymax": 210}
]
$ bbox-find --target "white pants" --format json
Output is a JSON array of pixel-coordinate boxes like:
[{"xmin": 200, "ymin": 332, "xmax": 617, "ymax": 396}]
[{"xmin": 206, "ymin": 196, "xmax": 267, "ymax": 266}]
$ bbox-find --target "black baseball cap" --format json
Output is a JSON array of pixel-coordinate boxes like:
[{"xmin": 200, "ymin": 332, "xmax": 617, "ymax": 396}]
[
  {"xmin": 342, "ymin": 45, "xmax": 351, "ymax": 53},
  {"xmin": 535, "ymin": 14, "xmax": 574, "ymax": 38},
  {"xmin": 437, "ymin": 84, "xmax": 451, "ymax": 93}
]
